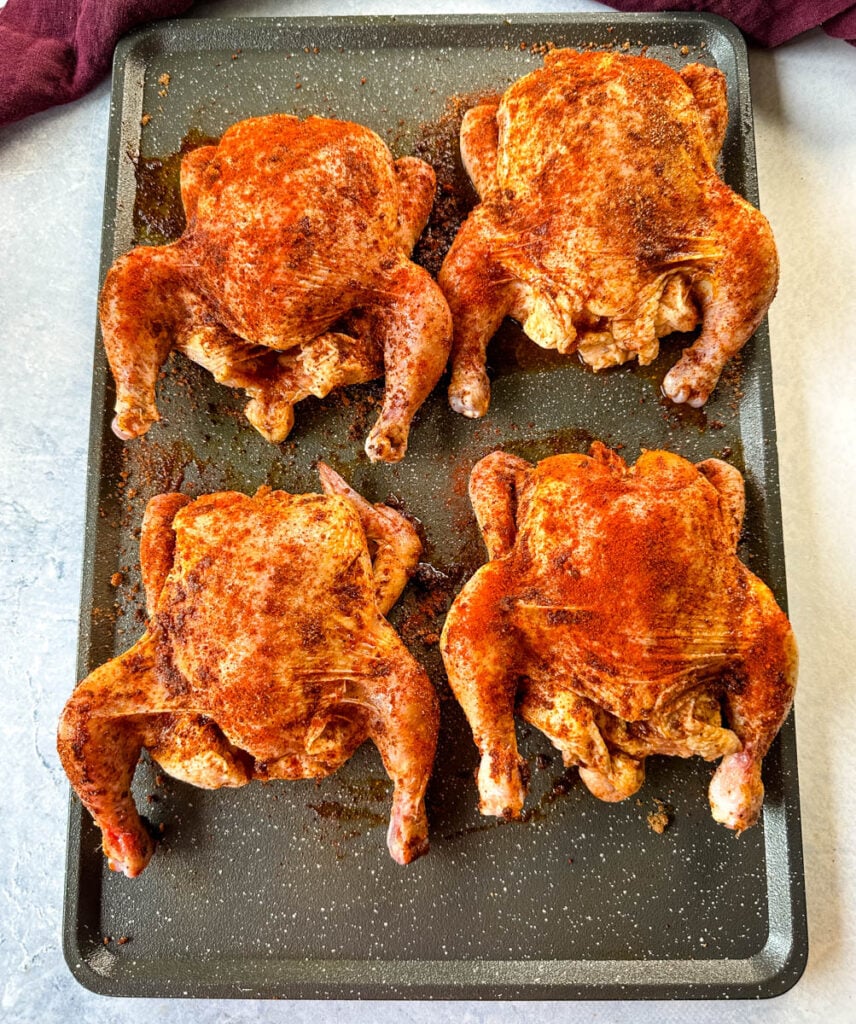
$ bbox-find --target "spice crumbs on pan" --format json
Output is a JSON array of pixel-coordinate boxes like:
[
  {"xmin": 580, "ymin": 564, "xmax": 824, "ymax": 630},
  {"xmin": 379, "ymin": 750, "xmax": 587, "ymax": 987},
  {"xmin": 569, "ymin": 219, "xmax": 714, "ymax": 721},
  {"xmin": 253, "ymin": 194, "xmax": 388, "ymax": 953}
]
[{"xmin": 647, "ymin": 799, "xmax": 671, "ymax": 834}]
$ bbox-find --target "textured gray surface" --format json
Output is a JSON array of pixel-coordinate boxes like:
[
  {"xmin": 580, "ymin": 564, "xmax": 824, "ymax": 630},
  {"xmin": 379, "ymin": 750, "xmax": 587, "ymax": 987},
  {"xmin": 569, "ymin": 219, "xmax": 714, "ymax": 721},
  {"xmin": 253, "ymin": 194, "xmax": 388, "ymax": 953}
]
[{"xmin": 1, "ymin": 0, "xmax": 855, "ymax": 1020}]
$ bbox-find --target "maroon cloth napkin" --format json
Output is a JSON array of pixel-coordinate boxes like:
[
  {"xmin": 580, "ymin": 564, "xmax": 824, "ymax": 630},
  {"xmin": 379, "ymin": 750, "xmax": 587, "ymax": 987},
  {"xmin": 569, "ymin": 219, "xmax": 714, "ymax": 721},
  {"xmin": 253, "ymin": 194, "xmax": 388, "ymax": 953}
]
[
  {"xmin": 604, "ymin": 1, "xmax": 856, "ymax": 47},
  {"xmin": 0, "ymin": 0, "xmax": 195, "ymax": 128}
]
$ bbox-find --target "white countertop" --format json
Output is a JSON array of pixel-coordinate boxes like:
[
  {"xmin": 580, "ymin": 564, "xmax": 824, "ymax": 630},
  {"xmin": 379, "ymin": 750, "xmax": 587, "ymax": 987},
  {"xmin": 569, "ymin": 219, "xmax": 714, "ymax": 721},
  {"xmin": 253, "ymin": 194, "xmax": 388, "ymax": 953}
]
[{"xmin": 2, "ymin": 1, "xmax": 855, "ymax": 1020}]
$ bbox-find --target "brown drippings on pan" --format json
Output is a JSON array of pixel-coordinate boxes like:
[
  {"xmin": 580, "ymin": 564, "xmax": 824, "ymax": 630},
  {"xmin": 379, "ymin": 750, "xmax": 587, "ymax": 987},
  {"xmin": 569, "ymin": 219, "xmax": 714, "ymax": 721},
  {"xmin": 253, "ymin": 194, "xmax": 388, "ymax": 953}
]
[
  {"xmin": 124, "ymin": 434, "xmax": 195, "ymax": 494},
  {"xmin": 305, "ymin": 777, "xmax": 391, "ymax": 857},
  {"xmin": 132, "ymin": 128, "xmax": 219, "ymax": 245},
  {"xmin": 340, "ymin": 380, "xmax": 384, "ymax": 442},
  {"xmin": 440, "ymin": 766, "xmax": 578, "ymax": 842},
  {"xmin": 307, "ymin": 800, "xmax": 387, "ymax": 830},
  {"xmin": 519, "ymin": 768, "xmax": 578, "ymax": 823},
  {"xmin": 110, "ymin": 432, "xmax": 207, "ymax": 636},
  {"xmin": 344, "ymin": 776, "xmax": 393, "ymax": 802},
  {"xmin": 487, "ymin": 319, "xmax": 568, "ymax": 378},
  {"xmin": 504, "ymin": 425, "xmax": 600, "ymax": 465},
  {"xmin": 439, "ymin": 817, "xmax": 500, "ymax": 843},
  {"xmin": 719, "ymin": 351, "xmax": 746, "ymax": 411},
  {"xmin": 396, "ymin": 561, "xmax": 460, "ymax": 651},
  {"xmin": 410, "ymin": 91, "xmax": 497, "ymax": 277}
]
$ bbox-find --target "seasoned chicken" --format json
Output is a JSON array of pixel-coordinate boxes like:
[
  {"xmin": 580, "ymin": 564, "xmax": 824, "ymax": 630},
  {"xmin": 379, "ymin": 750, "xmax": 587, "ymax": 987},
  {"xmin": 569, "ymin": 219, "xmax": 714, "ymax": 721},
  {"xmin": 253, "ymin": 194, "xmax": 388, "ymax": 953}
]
[
  {"xmin": 440, "ymin": 50, "xmax": 778, "ymax": 415},
  {"xmin": 57, "ymin": 467, "xmax": 439, "ymax": 876},
  {"xmin": 440, "ymin": 443, "xmax": 797, "ymax": 831},
  {"xmin": 102, "ymin": 114, "xmax": 452, "ymax": 462}
]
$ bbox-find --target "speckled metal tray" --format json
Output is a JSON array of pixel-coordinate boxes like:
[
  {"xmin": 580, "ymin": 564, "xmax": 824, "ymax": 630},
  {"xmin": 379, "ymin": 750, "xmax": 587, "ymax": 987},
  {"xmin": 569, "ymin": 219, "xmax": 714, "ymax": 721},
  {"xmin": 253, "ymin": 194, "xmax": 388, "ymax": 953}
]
[{"xmin": 63, "ymin": 13, "xmax": 807, "ymax": 1000}]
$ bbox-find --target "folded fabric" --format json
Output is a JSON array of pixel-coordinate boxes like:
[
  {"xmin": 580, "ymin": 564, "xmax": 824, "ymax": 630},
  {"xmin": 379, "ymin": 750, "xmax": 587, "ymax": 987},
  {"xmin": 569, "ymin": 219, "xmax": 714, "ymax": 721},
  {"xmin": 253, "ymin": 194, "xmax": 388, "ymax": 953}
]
[
  {"xmin": 0, "ymin": 0, "xmax": 194, "ymax": 128},
  {"xmin": 604, "ymin": 1, "xmax": 856, "ymax": 47}
]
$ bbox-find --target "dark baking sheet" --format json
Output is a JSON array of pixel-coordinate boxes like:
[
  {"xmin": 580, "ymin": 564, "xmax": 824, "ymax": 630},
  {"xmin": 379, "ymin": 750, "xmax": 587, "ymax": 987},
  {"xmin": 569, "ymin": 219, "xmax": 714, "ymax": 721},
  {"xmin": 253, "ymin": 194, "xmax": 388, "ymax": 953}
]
[{"xmin": 63, "ymin": 13, "xmax": 807, "ymax": 1000}]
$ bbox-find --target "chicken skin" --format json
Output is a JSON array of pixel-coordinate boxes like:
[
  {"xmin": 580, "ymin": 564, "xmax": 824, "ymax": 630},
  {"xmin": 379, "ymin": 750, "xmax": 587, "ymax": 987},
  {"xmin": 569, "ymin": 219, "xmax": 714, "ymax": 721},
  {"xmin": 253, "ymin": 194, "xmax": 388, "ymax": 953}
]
[
  {"xmin": 440, "ymin": 443, "xmax": 797, "ymax": 832},
  {"xmin": 102, "ymin": 114, "xmax": 452, "ymax": 462},
  {"xmin": 57, "ymin": 467, "xmax": 439, "ymax": 877},
  {"xmin": 440, "ymin": 50, "xmax": 778, "ymax": 416}
]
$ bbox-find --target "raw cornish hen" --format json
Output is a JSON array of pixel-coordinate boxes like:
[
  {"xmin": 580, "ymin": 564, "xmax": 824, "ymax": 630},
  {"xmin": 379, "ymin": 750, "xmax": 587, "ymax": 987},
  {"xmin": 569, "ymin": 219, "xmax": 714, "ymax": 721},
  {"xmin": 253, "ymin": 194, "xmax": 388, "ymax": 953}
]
[
  {"xmin": 102, "ymin": 114, "xmax": 452, "ymax": 462},
  {"xmin": 57, "ymin": 467, "xmax": 439, "ymax": 876},
  {"xmin": 440, "ymin": 50, "xmax": 778, "ymax": 415},
  {"xmin": 440, "ymin": 443, "xmax": 797, "ymax": 831}
]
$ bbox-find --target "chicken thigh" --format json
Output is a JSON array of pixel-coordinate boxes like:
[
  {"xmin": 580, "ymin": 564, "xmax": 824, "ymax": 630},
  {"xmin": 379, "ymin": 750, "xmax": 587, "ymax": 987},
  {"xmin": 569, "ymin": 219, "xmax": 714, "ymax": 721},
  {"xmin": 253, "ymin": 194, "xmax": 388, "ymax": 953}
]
[
  {"xmin": 102, "ymin": 115, "xmax": 452, "ymax": 462},
  {"xmin": 439, "ymin": 50, "xmax": 778, "ymax": 416},
  {"xmin": 57, "ymin": 467, "xmax": 439, "ymax": 876},
  {"xmin": 440, "ymin": 443, "xmax": 797, "ymax": 831}
]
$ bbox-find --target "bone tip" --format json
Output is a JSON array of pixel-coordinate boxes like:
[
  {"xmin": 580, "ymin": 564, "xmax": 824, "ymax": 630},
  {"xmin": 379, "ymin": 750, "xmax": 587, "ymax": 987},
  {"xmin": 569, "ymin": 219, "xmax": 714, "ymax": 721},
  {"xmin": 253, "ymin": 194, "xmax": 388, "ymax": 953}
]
[
  {"xmin": 364, "ymin": 434, "xmax": 407, "ymax": 464},
  {"xmin": 448, "ymin": 392, "xmax": 487, "ymax": 419},
  {"xmin": 111, "ymin": 415, "xmax": 141, "ymax": 441},
  {"xmin": 389, "ymin": 834, "xmax": 430, "ymax": 865},
  {"xmin": 661, "ymin": 378, "xmax": 689, "ymax": 405}
]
